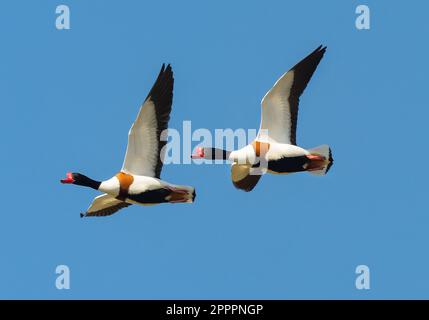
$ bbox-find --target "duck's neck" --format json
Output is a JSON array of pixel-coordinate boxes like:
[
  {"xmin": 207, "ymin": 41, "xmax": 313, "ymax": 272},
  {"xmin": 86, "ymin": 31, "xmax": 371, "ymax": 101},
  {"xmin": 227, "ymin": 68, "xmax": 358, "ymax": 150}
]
[
  {"xmin": 208, "ymin": 148, "xmax": 231, "ymax": 160},
  {"xmin": 75, "ymin": 174, "xmax": 101, "ymax": 190}
]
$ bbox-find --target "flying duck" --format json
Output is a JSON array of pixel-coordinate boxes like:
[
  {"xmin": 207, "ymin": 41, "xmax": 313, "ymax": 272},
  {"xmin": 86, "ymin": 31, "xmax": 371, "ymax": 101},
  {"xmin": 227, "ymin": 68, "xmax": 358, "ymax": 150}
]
[
  {"xmin": 61, "ymin": 64, "xmax": 196, "ymax": 217},
  {"xmin": 192, "ymin": 45, "xmax": 333, "ymax": 192}
]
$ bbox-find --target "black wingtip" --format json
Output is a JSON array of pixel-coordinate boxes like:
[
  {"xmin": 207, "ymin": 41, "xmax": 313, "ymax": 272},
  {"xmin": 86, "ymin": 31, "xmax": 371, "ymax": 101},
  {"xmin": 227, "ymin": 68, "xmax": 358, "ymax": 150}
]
[
  {"xmin": 319, "ymin": 44, "xmax": 327, "ymax": 51},
  {"xmin": 155, "ymin": 63, "xmax": 173, "ymax": 82},
  {"xmin": 80, "ymin": 213, "xmax": 85, "ymax": 218},
  {"xmin": 158, "ymin": 63, "xmax": 166, "ymax": 76},
  {"xmin": 164, "ymin": 63, "xmax": 173, "ymax": 76},
  {"xmin": 314, "ymin": 45, "xmax": 327, "ymax": 53},
  {"xmin": 160, "ymin": 63, "xmax": 172, "ymax": 72}
]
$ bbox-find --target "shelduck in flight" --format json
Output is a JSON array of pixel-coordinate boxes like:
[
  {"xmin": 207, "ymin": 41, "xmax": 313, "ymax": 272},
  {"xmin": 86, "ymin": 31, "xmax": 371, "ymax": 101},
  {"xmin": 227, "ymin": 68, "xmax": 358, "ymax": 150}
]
[
  {"xmin": 61, "ymin": 64, "xmax": 195, "ymax": 217},
  {"xmin": 192, "ymin": 45, "xmax": 333, "ymax": 192}
]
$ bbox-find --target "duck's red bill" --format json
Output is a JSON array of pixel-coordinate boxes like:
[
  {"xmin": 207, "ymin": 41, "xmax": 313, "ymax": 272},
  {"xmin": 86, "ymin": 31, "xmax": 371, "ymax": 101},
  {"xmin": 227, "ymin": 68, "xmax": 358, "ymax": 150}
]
[
  {"xmin": 191, "ymin": 147, "xmax": 204, "ymax": 159},
  {"xmin": 61, "ymin": 172, "xmax": 74, "ymax": 184}
]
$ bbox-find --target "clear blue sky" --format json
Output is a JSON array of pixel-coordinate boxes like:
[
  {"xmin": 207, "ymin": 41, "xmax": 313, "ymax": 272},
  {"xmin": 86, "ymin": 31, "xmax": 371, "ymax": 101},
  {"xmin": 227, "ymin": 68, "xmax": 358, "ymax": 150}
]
[{"xmin": 1, "ymin": 0, "xmax": 428, "ymax": 299}]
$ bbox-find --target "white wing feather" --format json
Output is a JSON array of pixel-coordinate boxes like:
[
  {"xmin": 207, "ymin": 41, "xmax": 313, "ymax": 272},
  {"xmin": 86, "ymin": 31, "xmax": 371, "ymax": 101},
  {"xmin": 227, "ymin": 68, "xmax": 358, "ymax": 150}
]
[
  {"xmin": 259, "ymin": 70, "xmax": 295, "ymax": 144},
  {"xmin": 121, "ymin": 64, "xmax": 173, "ymax": 178}
]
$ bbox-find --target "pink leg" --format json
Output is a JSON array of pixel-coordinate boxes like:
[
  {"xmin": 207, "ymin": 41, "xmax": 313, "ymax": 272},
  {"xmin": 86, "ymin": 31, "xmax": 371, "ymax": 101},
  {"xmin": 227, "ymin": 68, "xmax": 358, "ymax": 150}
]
[
  {"xmin": 166, "ymin": 186, "xmax": 188, "ymax": 194},
  {"xmin": 306, "ymin": 154, "xmax": 326, "ymax": 161}
]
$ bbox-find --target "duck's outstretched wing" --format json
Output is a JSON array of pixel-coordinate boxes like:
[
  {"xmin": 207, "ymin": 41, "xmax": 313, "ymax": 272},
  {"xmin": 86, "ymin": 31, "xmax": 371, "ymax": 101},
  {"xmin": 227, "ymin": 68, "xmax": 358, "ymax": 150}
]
[
  {"xmin": 259, "ymin": 46, "xmax": 326, "ymax": 145},
  {"xmin": 81, "ymin": 194, "xmax": 131, "ymax": 218},
  {"xmin": 122, "ymin": 64, "xmax": 174, "ymax": 178}
]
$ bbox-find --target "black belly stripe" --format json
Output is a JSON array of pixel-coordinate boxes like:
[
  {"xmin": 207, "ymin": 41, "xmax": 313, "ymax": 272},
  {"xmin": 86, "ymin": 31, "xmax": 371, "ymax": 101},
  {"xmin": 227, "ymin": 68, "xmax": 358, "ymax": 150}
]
[
  {"xmin": 266, "ymin": 156, "xmax": 310, "ymax": 173},
  {"xmin": 127, "ymin": 188, "xmax": 171, "ymax": 204},
  {"xmin": 117, "ymin": 189, "xmax": 127, "ymax": 201}
]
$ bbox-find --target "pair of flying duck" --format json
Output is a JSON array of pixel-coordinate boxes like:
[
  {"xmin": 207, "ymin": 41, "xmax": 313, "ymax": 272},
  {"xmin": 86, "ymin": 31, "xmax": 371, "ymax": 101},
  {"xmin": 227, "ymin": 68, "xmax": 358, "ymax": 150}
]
[{"xmin": 61, "ymin": 45, "xmax": 333, "ymax": 217}]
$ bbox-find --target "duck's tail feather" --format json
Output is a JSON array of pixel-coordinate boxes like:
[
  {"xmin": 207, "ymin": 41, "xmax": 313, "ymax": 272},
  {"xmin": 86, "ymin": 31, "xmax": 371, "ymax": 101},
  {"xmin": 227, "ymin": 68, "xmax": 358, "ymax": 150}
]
[{"xmin": 307, "ymin": 145, "xmax": 333, "ymax": 176}]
